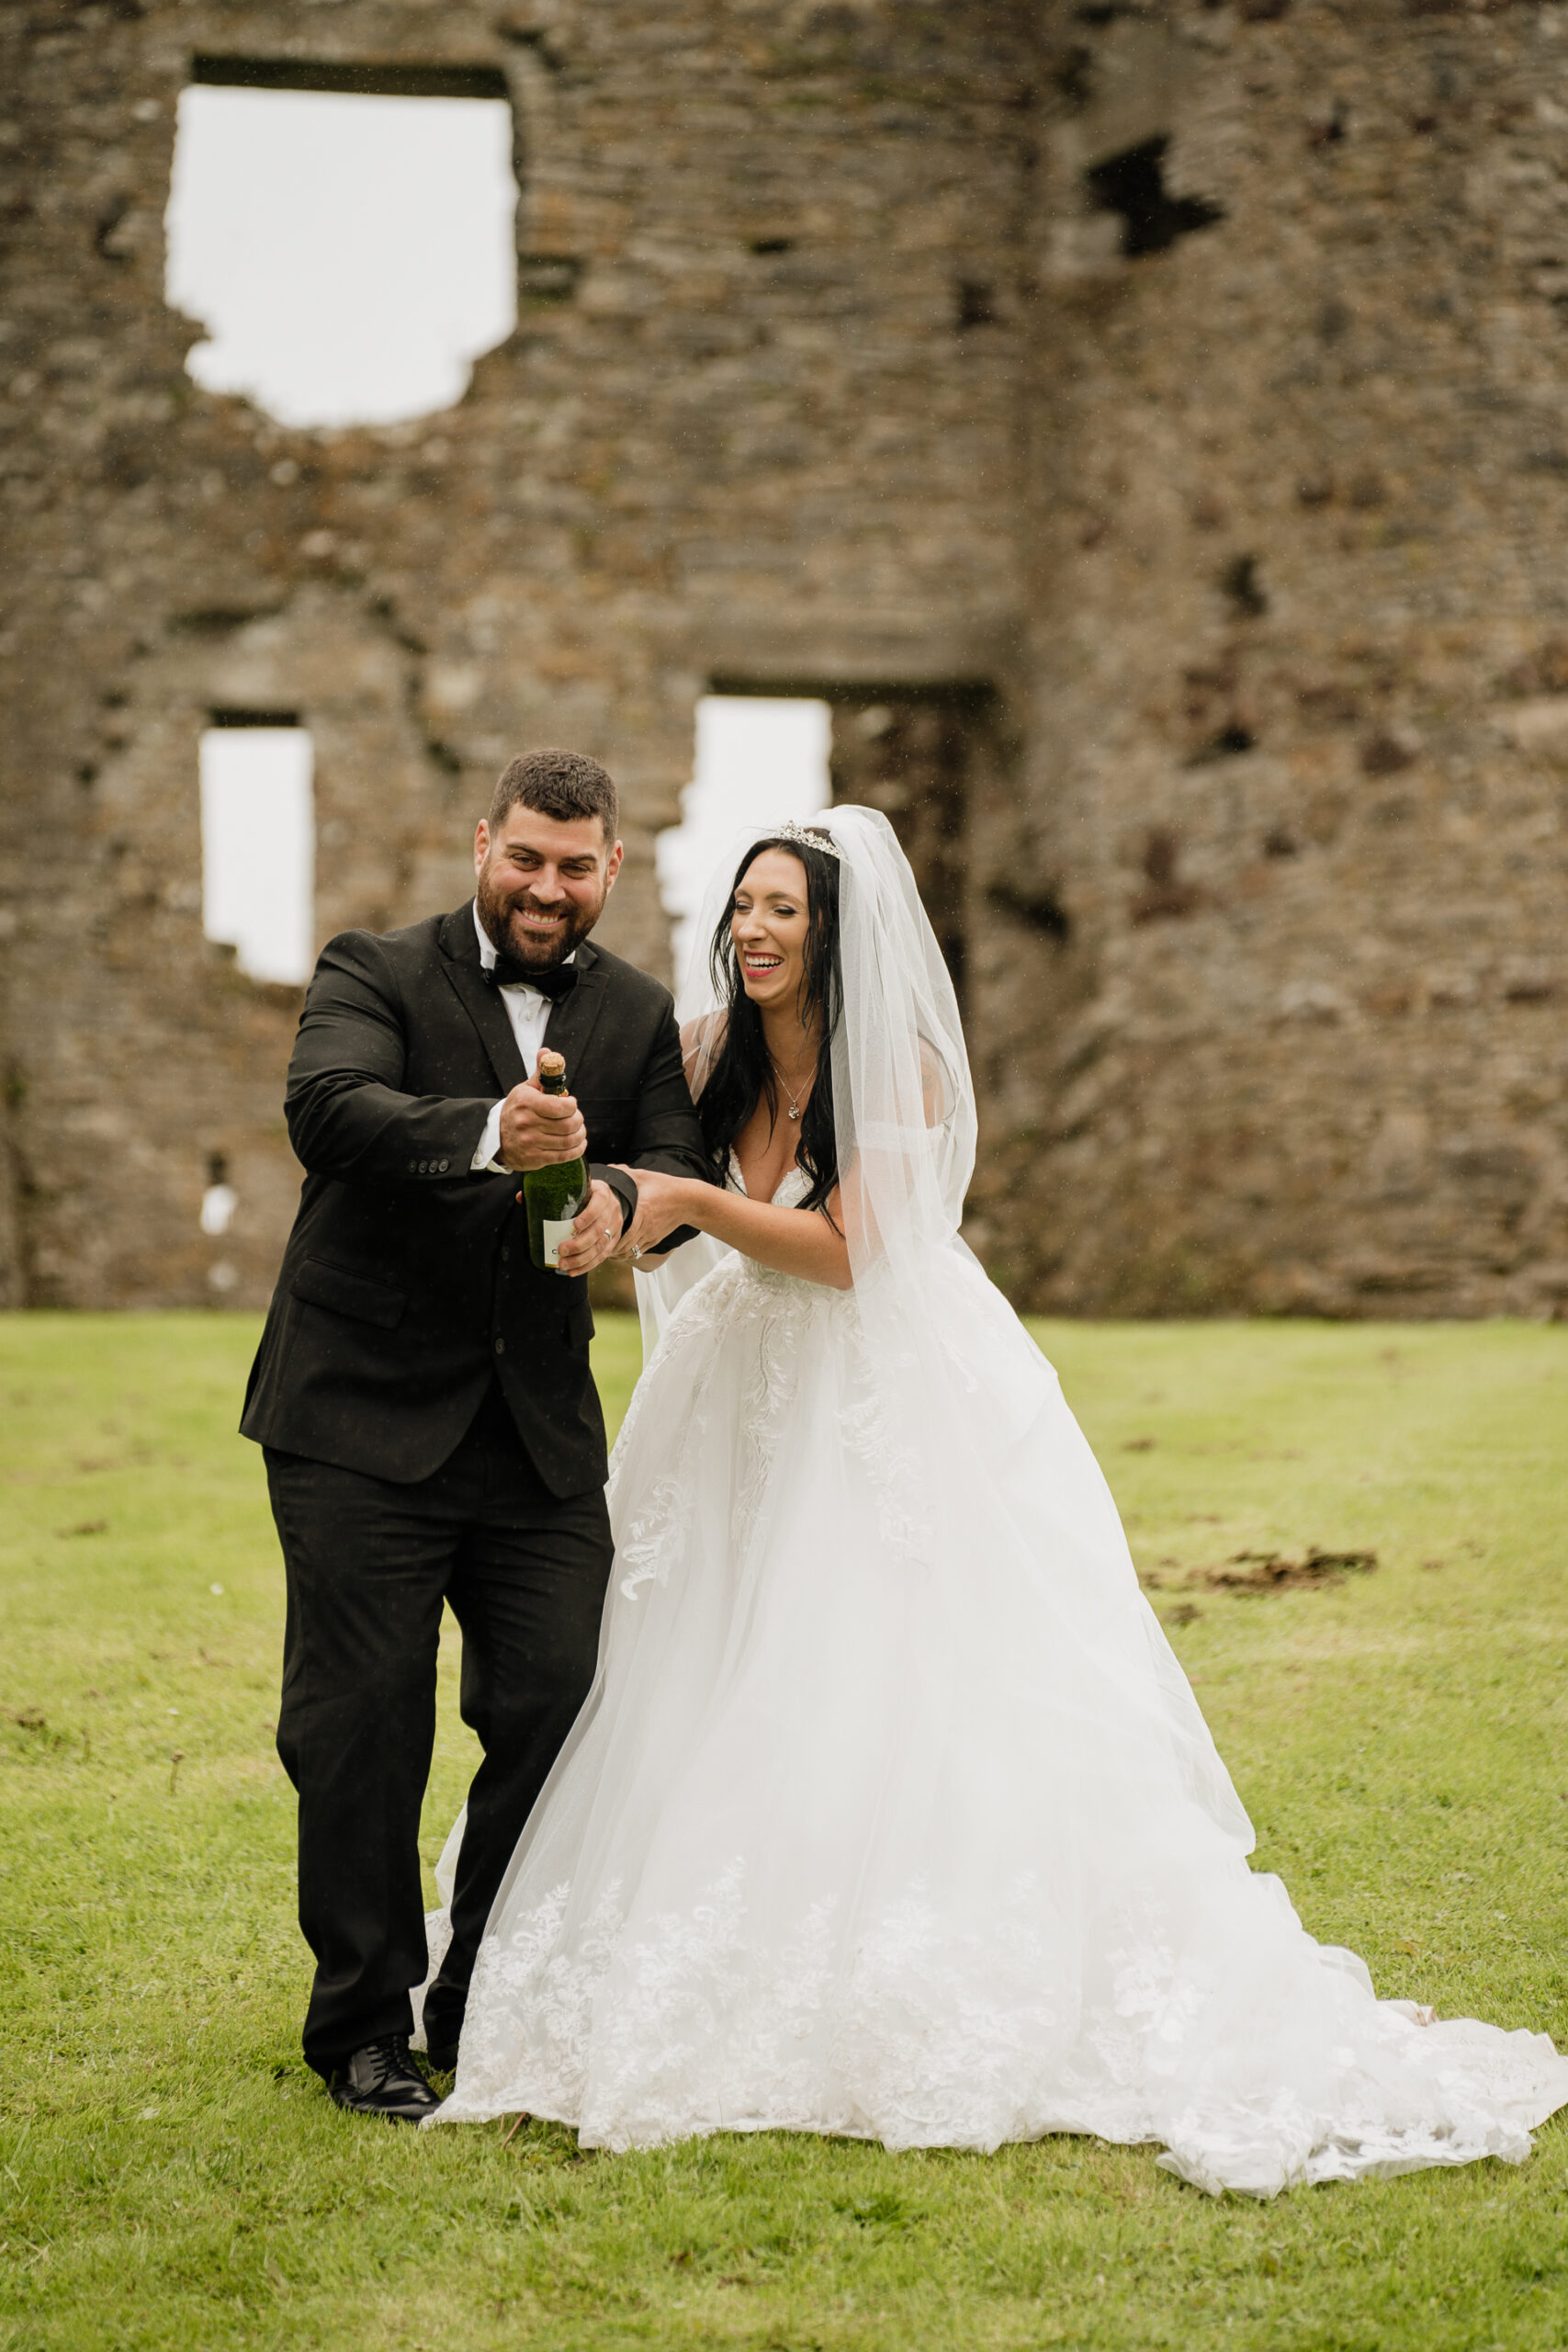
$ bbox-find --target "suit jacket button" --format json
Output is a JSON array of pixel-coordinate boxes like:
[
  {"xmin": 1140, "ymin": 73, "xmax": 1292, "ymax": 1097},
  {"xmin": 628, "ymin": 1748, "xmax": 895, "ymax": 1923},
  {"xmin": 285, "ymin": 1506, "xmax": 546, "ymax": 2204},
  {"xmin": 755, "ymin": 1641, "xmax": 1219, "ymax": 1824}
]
[
  {"xmin": 438, "ymin": 1158, "xmax": 450, "ymax": 1172},
  {"xmin": 494, "ymin": 1337, "xmax": 505, "ymax": 1354},
  {"xmin": 408, "ymin": 1160, "xmax": 417, "ymax": 1172},
  {"xmin": 502, "ymin": 1246, "xmax": 510, "ymax": 1262}
]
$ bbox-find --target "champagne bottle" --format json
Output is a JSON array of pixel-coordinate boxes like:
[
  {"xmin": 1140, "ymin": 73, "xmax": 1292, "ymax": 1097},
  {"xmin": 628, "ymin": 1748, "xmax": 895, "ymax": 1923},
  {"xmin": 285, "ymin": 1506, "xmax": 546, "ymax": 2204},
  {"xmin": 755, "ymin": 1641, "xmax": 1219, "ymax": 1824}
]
[{"xmin": 525, "ymin": 1049, "xmax": 590, "ymax": 1271}]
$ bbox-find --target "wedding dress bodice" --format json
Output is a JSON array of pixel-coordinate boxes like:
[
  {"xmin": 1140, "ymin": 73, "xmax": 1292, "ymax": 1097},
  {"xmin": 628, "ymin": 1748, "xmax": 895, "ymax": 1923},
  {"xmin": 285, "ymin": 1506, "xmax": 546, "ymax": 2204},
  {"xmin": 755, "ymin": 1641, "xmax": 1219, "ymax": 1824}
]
[
  {"xmin": 726, "ymin": 1147, "xmax": 811, "ymax": 1210},
  {"xmin": 723, "ymin": 1148, "xmax": 823, "ymax": 1295}
]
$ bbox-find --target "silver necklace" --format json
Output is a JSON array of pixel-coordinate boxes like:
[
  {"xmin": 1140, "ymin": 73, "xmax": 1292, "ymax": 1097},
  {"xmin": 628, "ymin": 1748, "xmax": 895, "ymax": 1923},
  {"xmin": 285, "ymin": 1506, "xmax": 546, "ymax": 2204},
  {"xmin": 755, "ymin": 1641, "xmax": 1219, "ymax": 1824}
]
[{"xmin": 772, "ymin": 1060, "xmax": 812, "ymax": 1122}]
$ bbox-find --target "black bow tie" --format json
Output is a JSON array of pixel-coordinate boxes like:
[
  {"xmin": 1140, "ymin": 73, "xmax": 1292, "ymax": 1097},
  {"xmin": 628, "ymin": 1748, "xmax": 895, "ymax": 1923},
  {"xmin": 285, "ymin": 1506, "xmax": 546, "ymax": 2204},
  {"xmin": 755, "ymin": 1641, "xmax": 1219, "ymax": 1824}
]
[{"xmin": 483, "ymin": 956, "xmax": 579, "ymax": 1000}]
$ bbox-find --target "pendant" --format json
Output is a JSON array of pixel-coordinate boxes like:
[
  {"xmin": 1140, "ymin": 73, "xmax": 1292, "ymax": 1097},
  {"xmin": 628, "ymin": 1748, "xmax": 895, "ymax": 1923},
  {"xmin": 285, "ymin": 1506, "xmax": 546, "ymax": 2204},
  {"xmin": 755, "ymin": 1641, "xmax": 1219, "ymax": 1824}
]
[{"xmin": 788, "ymin": 1105, "xmax": 799, "ymax": 1120}]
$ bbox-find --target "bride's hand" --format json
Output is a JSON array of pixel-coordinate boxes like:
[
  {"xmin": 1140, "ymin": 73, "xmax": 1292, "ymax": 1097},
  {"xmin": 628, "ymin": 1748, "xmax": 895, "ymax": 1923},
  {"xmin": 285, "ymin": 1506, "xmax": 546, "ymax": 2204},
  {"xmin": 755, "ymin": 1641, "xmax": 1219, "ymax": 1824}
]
[
  {"xmin": 551, "ymin": 1178, "xmax": 629, "ymax": 1278},
  {"xmin": 608, "ymin": 1166, "xmax": 693, "ymax": 1261}
]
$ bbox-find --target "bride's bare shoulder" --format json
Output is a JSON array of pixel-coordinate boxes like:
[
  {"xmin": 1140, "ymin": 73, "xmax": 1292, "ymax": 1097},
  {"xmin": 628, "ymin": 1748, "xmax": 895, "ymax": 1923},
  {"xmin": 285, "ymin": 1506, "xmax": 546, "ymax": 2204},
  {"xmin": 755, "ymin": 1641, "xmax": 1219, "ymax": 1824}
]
[{"xmin": 681, "ymin": 1009, "xmax": 728, "ymax": 1097}]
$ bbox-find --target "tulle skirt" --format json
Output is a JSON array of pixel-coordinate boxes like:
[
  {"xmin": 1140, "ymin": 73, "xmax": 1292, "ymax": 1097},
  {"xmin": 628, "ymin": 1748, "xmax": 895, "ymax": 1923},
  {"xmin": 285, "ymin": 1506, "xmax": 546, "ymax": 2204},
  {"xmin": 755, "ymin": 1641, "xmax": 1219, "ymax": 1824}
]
[{"xmin": 427, "ymin": 1249, "xmax": 1568, "ymax": 2195}]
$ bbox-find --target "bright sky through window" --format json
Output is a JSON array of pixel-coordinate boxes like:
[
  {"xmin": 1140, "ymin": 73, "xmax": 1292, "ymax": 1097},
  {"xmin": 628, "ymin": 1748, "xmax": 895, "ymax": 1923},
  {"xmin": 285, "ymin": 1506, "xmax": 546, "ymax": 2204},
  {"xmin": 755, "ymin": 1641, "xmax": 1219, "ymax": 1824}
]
[
  {"xmin": 658, "ymin": 698, "xmax": 833, "ymax": 993},
  {"xmin": 166, "ymin": 86, "xmax": 517, "ymax": 428},
  {"xmin": 200, "ymin": 727, "xmax": 315, "ymax": 986}
]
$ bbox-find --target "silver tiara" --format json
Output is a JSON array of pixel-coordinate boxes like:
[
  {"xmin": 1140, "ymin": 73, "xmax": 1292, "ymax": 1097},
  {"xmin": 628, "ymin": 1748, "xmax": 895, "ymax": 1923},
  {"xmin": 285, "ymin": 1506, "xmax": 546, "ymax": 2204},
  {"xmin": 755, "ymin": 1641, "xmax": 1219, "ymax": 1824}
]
[{"xmin": 766, "ymin": 819, "xmax": 842, "ymax": 862}]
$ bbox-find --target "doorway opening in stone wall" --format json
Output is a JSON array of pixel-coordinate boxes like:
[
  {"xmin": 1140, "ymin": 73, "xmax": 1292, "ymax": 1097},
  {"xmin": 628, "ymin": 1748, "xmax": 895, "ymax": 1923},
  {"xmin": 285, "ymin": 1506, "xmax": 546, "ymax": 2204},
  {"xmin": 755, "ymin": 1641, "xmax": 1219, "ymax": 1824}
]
[
  {"xmin": 694, "ymin": 683, "xmax": 1072, "ymax": 1297},
  {"xmin": 199, "ymin": 714, "xmax": 315, "ymax": 987},
  {"xmin": 657, "ymin": 696, "xmax": 834, "ymax": 992},
  {"xmin": 165, "ymin": 60, "xmax": 518, "ymax": 429},
  {"xmin": 705, "ymin": 680, "xmax": 1007, "ymax": 1024}
]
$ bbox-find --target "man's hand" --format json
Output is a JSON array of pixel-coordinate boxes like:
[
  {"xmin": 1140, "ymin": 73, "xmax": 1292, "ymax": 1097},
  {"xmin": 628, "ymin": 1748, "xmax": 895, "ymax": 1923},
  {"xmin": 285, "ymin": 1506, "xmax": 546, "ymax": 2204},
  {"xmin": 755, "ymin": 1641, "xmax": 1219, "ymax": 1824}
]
[
  {"xmin": 608, "ymin": 1165, "xmax": 694, "ymax": 1262},
  {"xmin": 553, "ymin": 1178, "xmax": 625, "ymax": 1279},
  {"xmin": 498, "ymin": 1073, "xmax": 588, "ymax": 1172}
]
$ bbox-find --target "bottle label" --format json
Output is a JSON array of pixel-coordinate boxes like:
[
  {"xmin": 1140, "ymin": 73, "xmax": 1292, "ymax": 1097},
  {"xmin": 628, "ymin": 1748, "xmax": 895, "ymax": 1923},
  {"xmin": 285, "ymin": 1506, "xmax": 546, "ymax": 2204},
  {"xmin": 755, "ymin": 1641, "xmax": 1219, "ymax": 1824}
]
[{"xmin": 541, "ymin": 1216, "xmax": 577, "ymax": 1269}]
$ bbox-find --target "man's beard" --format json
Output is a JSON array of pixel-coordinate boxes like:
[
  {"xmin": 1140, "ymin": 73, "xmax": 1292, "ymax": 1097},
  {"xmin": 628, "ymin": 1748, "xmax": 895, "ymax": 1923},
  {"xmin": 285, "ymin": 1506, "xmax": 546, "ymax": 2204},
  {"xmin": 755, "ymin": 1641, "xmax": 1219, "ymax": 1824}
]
[{"xmin": 475, "ymin": 865, "xmax": 604, "ymax": 972}]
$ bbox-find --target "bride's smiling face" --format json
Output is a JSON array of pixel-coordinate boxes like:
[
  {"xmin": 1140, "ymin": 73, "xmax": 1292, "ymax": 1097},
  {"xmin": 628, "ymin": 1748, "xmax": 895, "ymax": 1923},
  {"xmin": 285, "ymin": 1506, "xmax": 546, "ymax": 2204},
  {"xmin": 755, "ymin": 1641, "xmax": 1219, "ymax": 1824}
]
[{"xmin": 730, "ymin": 851, "xmax": 811, "ymax": 1012}]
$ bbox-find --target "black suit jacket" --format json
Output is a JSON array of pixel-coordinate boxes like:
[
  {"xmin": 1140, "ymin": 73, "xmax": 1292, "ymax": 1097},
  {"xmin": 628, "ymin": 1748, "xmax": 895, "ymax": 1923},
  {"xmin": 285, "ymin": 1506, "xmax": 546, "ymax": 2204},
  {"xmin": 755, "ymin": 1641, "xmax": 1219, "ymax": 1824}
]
[{"xmin": 241, "ymin": 903, "xmax": 710, "ymax": 1495}]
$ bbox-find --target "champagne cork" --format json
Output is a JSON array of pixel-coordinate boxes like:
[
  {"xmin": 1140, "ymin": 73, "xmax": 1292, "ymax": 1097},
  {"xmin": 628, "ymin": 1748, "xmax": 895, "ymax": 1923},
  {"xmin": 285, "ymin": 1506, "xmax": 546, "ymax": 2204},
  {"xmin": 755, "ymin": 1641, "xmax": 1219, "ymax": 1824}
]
[{"xmin": 537, "ymin": 1049, "xmax": 567, "ymax": 1081}]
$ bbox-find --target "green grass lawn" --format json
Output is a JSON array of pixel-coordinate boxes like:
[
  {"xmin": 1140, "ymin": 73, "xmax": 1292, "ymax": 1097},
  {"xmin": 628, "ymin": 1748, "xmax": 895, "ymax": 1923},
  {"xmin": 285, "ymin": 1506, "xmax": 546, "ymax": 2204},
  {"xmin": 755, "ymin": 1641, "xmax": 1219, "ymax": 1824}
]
[{"xmin": 2, "ymin": 1312, "xmax": 1566, "ymax": 2351}]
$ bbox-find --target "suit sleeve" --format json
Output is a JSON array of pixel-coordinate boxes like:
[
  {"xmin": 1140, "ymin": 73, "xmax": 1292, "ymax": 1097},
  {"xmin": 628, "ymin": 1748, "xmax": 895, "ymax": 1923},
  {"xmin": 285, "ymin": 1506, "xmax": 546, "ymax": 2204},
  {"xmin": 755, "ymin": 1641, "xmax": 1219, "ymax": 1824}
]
[
  {"xmin": 285, "ymin": 933, "xmax": 495, "ymax": 1185},
  {"xmin": 587, "ymin": 996, "xmax": 714, "ymax": 1236}
]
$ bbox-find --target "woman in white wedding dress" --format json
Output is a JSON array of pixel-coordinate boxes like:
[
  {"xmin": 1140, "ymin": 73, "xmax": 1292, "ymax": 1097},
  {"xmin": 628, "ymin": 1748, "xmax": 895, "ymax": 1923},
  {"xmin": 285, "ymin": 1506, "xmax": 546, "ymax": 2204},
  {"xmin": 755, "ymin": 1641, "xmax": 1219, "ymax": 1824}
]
[{"xmin": 427, "ymin": 808, "xmax": 1568, "ymax": 2195}]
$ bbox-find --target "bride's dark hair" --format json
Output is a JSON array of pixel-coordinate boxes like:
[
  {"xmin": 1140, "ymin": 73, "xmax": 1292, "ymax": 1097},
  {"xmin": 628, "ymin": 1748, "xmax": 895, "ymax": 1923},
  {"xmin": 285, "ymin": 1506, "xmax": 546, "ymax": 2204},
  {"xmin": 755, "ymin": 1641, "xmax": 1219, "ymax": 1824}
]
[{"xmin": 696, "ymin": 831, "xmax": 843, "ymax": 1216}]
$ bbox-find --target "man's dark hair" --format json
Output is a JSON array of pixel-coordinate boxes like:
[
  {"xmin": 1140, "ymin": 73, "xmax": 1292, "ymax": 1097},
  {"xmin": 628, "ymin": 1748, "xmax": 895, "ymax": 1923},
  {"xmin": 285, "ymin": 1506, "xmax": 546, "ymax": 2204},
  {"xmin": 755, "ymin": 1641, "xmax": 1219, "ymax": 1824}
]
[{"xmin": 489, "ymin": 748, "xmax": 618, "ymax": 841}]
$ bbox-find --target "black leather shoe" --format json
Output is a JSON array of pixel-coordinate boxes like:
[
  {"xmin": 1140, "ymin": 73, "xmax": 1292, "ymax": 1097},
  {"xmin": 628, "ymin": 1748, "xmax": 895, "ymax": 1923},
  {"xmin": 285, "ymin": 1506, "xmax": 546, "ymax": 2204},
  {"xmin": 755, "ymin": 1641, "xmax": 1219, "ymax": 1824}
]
[
  {"xmin": 325, "ymin": 2035, "xmax": 444, "ymax": 2123},
  {"xmin": 424, "ymin": 2041, "xmax": 460, "ymax": 2074}
]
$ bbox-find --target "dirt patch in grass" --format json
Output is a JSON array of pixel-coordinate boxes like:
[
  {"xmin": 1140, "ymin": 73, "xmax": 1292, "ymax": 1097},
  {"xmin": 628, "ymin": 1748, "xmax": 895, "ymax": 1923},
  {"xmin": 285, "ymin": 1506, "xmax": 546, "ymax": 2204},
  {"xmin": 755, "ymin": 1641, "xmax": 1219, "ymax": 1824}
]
[
  {"xmin": 1202, "ymin": 1544, "xmax": 1379, "ymax": 1593},
  {"xmin": 1141, "ymin": 1545, "xmax": 1377, "ymax": 1596}
]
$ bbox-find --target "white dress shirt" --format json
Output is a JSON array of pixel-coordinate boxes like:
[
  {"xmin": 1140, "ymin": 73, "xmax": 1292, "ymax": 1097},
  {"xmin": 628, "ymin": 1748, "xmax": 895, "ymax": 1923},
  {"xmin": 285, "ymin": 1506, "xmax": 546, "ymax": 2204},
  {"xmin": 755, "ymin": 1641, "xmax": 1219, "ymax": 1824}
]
[{"xmin": 468, "ymin": 903, "xmax": 575, "ymax": 1173}]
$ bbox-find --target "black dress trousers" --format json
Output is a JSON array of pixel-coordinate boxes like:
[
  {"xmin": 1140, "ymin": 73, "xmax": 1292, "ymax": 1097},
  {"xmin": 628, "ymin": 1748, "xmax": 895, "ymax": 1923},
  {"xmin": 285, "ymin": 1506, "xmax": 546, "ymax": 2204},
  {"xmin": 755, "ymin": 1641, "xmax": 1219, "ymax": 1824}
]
[{"xmin": 266, "ymin": 1381, "xmax": 612, "ymax": 2072}]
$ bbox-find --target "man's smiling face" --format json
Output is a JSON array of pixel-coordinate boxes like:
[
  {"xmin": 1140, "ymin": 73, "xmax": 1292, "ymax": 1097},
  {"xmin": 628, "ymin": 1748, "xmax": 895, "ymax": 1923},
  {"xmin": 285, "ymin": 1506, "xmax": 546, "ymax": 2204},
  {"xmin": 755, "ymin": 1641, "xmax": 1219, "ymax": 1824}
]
[{"xmin": 473, "ymin": 804, "xmax": 623, "ymax": 971}]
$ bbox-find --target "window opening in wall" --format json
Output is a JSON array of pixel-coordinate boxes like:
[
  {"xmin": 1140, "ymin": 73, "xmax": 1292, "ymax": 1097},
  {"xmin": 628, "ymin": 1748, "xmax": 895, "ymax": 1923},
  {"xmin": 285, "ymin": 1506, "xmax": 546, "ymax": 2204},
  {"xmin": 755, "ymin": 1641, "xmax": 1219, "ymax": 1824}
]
[
  {"xmin": 166, "ymin": 66, "xmax": 517, "ymax": 427},
  {"xmin": 955, "ymin": 279, "xmax": 999, "ymax": 330},
  {"xmin": 1086, "ymin": 135, "xmax": 1224, "ymax": 259},
  {"xmin": 200, "ymin": 717, "xmax": 315, "ymax": 986},
  {"xmin": 200, "ymin": 1152, "xmax": 238, "ymax": 1237},
  {"xmin": 657, "ymin": 697, "xmax": 832, "ymax": 992}
]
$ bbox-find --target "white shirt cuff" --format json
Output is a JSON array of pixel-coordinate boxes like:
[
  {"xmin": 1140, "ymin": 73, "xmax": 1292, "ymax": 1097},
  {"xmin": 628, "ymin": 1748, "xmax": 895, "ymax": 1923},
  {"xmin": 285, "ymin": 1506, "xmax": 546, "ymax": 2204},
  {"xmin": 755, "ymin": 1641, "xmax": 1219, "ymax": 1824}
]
[{"xmin": 472, "ymin": 1102, "xmax": 506, "ymax": 1173}]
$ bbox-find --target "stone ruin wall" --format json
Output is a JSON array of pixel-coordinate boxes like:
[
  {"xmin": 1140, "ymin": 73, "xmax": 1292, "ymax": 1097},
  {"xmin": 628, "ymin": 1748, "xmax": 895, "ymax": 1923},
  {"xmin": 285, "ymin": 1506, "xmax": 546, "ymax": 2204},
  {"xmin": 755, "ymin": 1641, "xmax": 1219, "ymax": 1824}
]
[
  {"xmin": 1, "ymin": 0, "xmax": 1564, "ymax": 1320},
  {"xmin": 1014, "ymin": 0, "xmax": 1568, "ymax": 1319}
]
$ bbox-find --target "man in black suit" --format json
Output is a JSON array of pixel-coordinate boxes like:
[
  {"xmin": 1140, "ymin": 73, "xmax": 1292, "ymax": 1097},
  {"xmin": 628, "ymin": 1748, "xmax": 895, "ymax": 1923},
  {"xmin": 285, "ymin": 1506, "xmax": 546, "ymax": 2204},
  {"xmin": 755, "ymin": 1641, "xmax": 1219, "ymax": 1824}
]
[{"xmin": 243, "ymin": 747, "xmax": 710, "ymax": 2120}]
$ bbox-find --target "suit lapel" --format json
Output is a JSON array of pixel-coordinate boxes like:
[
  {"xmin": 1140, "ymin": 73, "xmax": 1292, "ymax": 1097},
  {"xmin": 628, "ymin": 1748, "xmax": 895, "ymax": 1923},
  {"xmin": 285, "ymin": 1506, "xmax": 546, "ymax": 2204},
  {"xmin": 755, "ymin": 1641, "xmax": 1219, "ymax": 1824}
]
[
  {"xmin": 543, "ymin": 938, "xmax": 610, "ymax": 1073},
  {"xmin": 437, "ymin": 902, "xmax": 528, "ymax": 1096}
]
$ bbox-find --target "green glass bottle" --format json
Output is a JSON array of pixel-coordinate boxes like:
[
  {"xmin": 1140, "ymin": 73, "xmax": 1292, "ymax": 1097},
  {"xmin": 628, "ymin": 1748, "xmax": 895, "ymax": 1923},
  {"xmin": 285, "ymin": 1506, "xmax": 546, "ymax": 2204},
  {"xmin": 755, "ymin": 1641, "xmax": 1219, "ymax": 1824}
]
[{"xmin": 525, "ymin": 1049, "xmax": 590, "ymax": 1270}]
